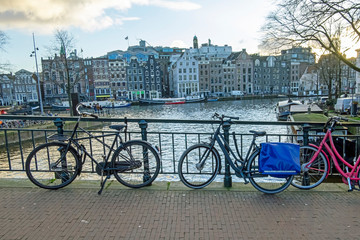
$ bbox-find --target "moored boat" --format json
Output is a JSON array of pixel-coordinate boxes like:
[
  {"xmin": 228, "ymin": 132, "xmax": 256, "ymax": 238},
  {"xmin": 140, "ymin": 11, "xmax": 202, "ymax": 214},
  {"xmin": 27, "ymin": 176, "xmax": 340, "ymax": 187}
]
[
  {"xmin": 275, "ymin": 99, "xmax": 302, "ymax": 121},
  {"xmin": 139, "ymin": 98, "xmax": 185, "ymax": 105}
]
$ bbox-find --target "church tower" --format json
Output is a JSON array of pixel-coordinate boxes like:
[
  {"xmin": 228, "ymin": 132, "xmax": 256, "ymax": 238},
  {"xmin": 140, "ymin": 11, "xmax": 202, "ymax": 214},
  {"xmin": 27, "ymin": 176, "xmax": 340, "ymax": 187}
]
[{"xmin": 193, "ymin": 35, "xmax": 198, "ymax": 49}]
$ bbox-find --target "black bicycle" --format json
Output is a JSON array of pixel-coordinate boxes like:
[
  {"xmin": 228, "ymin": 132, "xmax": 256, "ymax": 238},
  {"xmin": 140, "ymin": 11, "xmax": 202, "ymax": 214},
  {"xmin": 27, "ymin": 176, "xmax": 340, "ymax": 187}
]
[
  {"xmin": 178, "ymin": 113, "xmax": 293, "ymax": 194},
  {"xmin": 25, "ymin": 103, "xmax": 161, "ymax": 194}
]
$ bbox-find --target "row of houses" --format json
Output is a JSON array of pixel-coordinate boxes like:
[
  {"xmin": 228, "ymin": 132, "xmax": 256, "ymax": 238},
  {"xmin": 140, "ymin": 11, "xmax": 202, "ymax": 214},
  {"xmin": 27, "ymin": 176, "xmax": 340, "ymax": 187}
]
[{"xmin": 1, "ymin": 37, "xmax": 360, "ymax": 106}]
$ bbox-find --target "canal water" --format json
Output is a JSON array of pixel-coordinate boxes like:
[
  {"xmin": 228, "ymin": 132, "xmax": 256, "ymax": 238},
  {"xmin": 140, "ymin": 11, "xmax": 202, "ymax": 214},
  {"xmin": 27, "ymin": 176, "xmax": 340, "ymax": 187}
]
[{"xmin": 0, "ymin": 98, "xmax": 289, "ymax": 181}]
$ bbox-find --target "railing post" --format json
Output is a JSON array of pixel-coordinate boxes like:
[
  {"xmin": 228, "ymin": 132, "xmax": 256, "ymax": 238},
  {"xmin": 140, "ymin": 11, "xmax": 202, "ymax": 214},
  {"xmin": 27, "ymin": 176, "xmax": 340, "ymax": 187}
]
[
  {"xmin": 139, "ymin": 120, "xmax": 148, "ymax": 141},
  {"xmin": 139, "ymin": 120, "xmax": 151, "ymax": 184},
  {"xmin": 302, "ymin": 124, "xmax": 311, "ymax": 146},
  {"xmin": 223, "ymin": 121, "xmax": 232, "ymax": 187},
  {"xmin": 54, "ymin": 118, "xmax": 64, "ymax": 135}
]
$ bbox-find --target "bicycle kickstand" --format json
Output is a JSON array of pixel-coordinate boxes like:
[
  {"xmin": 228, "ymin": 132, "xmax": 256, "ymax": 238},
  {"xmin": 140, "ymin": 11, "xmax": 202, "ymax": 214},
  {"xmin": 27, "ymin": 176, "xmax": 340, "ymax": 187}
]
[{"xmin": 98, "ymin": 174, "xmax": 110, "ymax": 195}]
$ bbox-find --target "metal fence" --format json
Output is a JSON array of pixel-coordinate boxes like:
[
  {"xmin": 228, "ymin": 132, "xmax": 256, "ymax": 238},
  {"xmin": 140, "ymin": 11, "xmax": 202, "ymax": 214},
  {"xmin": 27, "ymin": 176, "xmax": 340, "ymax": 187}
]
[{"xmin": 1, "ymin": 115, "xmax": 360, "ymax": 182}]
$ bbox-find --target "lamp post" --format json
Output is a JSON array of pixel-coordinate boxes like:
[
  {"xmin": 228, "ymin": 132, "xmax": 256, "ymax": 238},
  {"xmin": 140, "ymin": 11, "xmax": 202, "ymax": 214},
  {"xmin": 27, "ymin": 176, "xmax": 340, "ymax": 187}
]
[{"xmin": 30, "ymin": 33, "xmax": 44, "ymax": 115}]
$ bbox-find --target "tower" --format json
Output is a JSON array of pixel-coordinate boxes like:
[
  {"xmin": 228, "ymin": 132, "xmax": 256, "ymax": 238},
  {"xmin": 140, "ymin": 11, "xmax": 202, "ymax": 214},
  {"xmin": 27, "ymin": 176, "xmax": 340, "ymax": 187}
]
[{"xmin": 193, "ymin": 35, "xmax": 198, "ymax": 49}]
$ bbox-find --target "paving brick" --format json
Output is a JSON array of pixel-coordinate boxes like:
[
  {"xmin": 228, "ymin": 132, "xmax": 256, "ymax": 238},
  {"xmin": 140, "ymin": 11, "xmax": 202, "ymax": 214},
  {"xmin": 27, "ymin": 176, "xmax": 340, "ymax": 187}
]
[{"xmin": 0, "ymin": 184, "xmax": 359, "ymax": 239}]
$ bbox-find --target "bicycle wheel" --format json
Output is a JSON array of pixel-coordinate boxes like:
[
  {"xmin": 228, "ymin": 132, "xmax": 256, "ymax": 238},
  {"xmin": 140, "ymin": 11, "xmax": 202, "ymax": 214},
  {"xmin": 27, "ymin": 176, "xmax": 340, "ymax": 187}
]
[
  {"xmin": 178, "ymin": 144, "xmax": 220, "ymax": 189},
  {"xmin": 291, "ymin": 145, "xmax": 328, "ymax": 189},
  {"xmin": 26, "ymin": 142, "xmax": 80, "ymax": 189},
  {"xmin": 247, "ymin": 150, "xmax": 293, "ymax": 194},
  {"xmin": 112, "ymin": 140, "xmax": 160, "ymax": 188}
]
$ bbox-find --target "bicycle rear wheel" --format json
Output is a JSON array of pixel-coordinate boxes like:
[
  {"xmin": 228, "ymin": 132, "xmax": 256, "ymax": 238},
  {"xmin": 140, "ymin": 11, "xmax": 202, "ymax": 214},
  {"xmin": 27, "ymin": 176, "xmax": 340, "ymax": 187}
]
[
  {"xmin": 247, "ymin": 150, "xmax": 293, "ymax": 194},
  {"xmin": 112, "ymin": 140, "xmax": 160, "ymax": 188},
  {"xmin": 25, "ymin": 142, "xmax": 80, "ymax": 189},
  {"xmin": 291, "ymin": 145, "xmax": 328, "ymax": 189},
  {"xmin": 178, "ymin": 144, "xmax": 220, "ymax": 189}
]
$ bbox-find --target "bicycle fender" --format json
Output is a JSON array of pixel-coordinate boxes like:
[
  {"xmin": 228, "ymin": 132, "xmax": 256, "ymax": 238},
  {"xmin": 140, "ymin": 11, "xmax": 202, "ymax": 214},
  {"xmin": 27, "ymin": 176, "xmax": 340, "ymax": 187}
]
[{"xmin": 309, "ymin": 143, "xmax": 330, "ymax": 178}]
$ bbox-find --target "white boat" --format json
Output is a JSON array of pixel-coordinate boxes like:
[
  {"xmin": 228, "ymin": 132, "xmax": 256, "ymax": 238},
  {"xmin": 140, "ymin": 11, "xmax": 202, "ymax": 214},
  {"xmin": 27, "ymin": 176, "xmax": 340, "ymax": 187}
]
[
  {"xmin": 276, "ymin": 99, "xmax": 302, "ymax": 121},
  {"xmin": 52, "ymin": 101, "xmax": 70, "ymax": 110},
  {"xmin": 139, "ymin": 98, "xmax": 185, "ymax": 105},
  {"xmin": 185, "ymin": 95, "xmax": 206, "ymax": 103},
  {"xmin": 83, "ymin": 100, "xmax": 131, "ymax": 109}
]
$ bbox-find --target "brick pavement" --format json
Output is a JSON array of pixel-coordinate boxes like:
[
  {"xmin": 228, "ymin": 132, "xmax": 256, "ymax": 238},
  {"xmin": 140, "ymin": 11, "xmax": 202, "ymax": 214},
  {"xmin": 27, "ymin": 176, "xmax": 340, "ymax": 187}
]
[{"xmin": 0, "ymin": 181, "xmax": 359, "ymax": 240}]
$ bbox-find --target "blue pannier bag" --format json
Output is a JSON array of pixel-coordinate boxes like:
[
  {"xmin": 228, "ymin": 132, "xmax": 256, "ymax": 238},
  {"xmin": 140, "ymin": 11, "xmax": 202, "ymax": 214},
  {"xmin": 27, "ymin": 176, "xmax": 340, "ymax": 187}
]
[{"xmin": 259, "ymin": 142, "xmax": 300, "ymax": 178}]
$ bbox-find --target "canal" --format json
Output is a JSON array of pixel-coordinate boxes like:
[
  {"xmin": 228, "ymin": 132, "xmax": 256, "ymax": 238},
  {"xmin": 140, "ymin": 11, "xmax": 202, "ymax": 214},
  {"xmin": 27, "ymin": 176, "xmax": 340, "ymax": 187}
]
[{"xmin": 0, "ymin": 98, "xmax": 289, "ymax": 181}]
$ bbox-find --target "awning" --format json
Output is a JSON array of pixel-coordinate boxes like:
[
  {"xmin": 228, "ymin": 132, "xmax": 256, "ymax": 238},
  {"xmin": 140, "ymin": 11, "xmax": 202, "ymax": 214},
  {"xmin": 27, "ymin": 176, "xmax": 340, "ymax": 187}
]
[{"xmin": 96, "ymin": 95, "xmax": 110, "ymax": 98}]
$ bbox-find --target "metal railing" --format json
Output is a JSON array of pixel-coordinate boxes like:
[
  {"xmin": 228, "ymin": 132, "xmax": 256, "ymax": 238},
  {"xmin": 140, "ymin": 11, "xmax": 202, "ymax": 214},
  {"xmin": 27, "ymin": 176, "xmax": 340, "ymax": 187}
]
[{"xmin": 1, "ymin": 115, "xmax": 360, "ymax": 185}]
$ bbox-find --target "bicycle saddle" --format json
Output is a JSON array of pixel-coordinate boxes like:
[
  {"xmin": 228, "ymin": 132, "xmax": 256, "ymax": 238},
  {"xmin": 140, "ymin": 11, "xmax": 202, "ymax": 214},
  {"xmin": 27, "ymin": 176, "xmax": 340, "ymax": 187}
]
[
  {"xmin": 249, "ymin": 130, "xmax": 266, "ymax": 136},
  {"xmin": 109, "ymin": 125, "xmax": 127, "ymax": 131}
]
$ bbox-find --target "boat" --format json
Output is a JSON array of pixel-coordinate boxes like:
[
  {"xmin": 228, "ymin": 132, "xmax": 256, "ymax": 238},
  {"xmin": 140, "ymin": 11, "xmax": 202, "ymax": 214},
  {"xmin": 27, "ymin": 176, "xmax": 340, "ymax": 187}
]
[
  {"xmin": 275, "ymin": 99, "xmax": 302, "ymax": 121},
  {"xmin": 139, "ymin": 98, "xmax": 185, "ymax": 105},
  {"xmin": 96, "ymin": 100, "xmax": 131, "ymax": 108},
  {"xmin": 185, "ymin": 95, "xmax": 206, "ymax": 103},
  {"xmin": 165, "ymin": 98, "xmax": 186, "ymax": 105},
  {"xmin": 52, "ymin": 101, "xmax": 70, "ymax": 110}
]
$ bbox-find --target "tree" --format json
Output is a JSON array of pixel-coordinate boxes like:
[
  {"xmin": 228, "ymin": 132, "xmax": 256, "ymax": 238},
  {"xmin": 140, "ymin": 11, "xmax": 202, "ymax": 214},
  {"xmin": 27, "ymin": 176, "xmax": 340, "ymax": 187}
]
[
  {"xmin": 44, "ymin": 30, "xmax": 86, "ymax": 116},
  {"xmin": 0, "ymin": 31, "xmax": 9, "ymax": 71},
  {"xmin": 318, "ymin": 54, "xmax": 342, "ymax": 99},
  {"xmin": 261, "ymin": 0, "xmax": 360, "ymax": 72}
]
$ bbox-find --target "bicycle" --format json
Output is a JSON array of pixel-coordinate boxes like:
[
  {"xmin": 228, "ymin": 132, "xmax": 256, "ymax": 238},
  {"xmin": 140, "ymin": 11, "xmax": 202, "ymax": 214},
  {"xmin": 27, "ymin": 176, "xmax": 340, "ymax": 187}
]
[
  {"xmin": 291, "ymin": 116, "xmax": 360, "ymax": 191},
  {"xmin": 177, "ymin": 113, "xmax": 294, "ymax": 194},
  {"xmin": 25, "ymin": 103, "xmax": 161, "ymax": 195}
]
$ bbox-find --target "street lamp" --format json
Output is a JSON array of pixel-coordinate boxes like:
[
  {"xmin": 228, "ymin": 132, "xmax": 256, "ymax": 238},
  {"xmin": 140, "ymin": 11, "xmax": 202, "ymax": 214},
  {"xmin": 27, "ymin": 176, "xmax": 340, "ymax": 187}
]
[{"xmin": 30, "ymin": 33, "xmax": 44, "ymax": 115}]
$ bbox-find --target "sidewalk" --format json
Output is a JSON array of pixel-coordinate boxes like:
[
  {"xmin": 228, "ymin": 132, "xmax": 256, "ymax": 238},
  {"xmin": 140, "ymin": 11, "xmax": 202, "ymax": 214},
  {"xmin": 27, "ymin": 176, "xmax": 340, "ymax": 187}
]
[{"xmin": 0, "ymin": 179, "xmax": 359, "ymax": 239}]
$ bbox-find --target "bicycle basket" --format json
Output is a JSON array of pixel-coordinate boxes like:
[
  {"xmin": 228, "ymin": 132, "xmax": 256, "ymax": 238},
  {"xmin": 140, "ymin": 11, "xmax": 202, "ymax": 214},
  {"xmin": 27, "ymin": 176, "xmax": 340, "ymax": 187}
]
[{"xmin": 259, "ymin": 142, "xmax": 300, "ymax": 178}]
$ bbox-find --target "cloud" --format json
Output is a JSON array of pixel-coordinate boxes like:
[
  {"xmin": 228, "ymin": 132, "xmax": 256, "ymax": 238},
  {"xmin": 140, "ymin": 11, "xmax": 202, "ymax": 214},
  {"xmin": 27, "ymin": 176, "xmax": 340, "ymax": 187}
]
[{"xmin": 0, "ymin": 0, "xmax": 201, "ymax": 34}]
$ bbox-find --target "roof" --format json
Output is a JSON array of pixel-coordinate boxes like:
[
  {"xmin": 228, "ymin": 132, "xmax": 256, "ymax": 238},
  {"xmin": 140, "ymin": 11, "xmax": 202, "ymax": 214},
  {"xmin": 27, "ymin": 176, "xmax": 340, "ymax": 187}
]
[{"xmin": 290, "ymin": 104, "xmax": 323, "ymax": 113}]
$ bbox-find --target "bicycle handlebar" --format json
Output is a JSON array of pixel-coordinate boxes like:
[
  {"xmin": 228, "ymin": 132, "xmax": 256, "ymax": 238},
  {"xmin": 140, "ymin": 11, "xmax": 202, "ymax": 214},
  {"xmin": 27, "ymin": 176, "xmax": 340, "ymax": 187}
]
[
  {"xmin": 213, "ymin": 112, "xmax": 239, "ymax": 121},
  {"xmin": 75, "ymin": 103, "xmax": 99, "ymax": 119},
  {"xmin": 323, "ymin": 116, "xmax": 348, "ymax": 131}
]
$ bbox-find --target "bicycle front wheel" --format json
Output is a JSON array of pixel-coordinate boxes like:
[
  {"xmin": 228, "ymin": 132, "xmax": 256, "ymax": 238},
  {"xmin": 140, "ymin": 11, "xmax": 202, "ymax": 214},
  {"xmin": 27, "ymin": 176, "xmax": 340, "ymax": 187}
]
[
  {"xmin": 291, "ymin": 145, "xmax": 328, "ymax": 189},
  {"xmin": 25, "ymin": 142, "xmax": 80, "ymax": 189},
  {"xmin": 112, "ymin": 140, "xmax": 160, "ymax": 188},
  {"xmin": 247, "ymin": 150, "xmax": 293, "ymax": 194},
  {"xmin": 178, "ymin": 144, "xmax": 220, "ymax": 189}
]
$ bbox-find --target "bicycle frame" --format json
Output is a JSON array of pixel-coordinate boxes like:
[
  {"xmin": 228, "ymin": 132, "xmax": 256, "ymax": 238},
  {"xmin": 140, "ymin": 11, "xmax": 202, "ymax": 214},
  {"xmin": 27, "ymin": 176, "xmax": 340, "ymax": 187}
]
[
  {"xmin": 207, "ymin": 120, "xmax": 260, "ymax": 178},
  {"xmin": 58, "ymin": 115, "xmax": 126, "ymax": 173},
  {"xmin": 306, "ymin": 129, "xmax": 360, "ymax": 182}
]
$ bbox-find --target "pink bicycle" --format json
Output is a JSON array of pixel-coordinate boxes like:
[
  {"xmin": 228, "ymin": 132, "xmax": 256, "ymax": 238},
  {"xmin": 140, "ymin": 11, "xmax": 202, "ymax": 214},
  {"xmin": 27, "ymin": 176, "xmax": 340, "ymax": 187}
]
[{"xmin": 291, "ymin": 116, "xmax": 360, "ymax": 191}]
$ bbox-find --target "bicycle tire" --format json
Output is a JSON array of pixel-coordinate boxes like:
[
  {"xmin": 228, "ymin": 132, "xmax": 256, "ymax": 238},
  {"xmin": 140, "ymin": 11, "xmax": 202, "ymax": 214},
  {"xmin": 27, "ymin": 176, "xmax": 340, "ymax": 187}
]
[
  {"xmin": 178, "ymin": 144, "xmax": 220, "ymax": 189},
  {"xmin": 112, "ymin": 140, "xmax": 160, "ymax": 188},
  {"xmin": 291, "ymin": 145, "xmax": 328, "ymax": 189},
  {"xmin": 247, "ymin": 150, "xmax": 293, "ymax": 194},
  {"xmin": 25, "ymin": 142, "xmax": 80, "ymax": 189}
]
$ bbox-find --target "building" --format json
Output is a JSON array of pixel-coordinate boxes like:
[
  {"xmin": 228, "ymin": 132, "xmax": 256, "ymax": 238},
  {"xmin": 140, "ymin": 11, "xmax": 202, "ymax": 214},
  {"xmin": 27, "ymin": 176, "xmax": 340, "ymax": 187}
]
[
  {"xmin": 280, "ymin": 47, "xmax": 315, "ymax": 95},
  {"xmin": 108, "ymin": 58, "xmax": 127, "ymax": 99},
  {"xmin": 127, "ymin": 58, "xmax": 145, "ymax": 100},
  {"xmin": 41, "ymin": 50, "xmax": 87, "ymax": 104},
  {"xmin": 198, "ymin": 57, "xmax": 211, "ymax": 96},
  {"xmin": 83, "ymin": 59, "xmax": 95, "ymax": 101},
  {"xmin": 0, "ymin": 74, "xmax": 14, "ymax": 106},
  {"xmin": 189, "ymin": 37, "xmax": 232, "ymax": 59},
  {"xmin": 253, "ymin": 55, "xmax": 290, "ymax": 95},
  {"xmin": 228, "ymin": 49, "xmax": 254, "ymax": 95},
  {"xmin": 92, "ymin": 57, "xmax": 109, "ymax": 100},
  {"xmin": 143, "ymin": 55, "xmax": 163, "ymax": 99},
  {"xmin": 222, "ymin": 59, "xmax": 236, "ymax": 96},
  {"xmin": 171, "ymin": 49, "xmax": 199, "ymax": 97},
  {"xmin": 14, "ymin": 69, "xmax": 38, "ymax": 105}
]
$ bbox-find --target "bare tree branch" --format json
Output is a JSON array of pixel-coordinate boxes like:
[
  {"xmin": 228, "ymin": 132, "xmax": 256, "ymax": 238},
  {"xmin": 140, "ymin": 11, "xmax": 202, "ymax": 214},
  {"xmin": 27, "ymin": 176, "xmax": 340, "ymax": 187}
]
[
  {"xmin": 43, "ymin": 30, "xmax": 85, "ymax": 116},
  {"xmin": 261, "ymin": 0, "xmax": 360, "ymax": 72}
]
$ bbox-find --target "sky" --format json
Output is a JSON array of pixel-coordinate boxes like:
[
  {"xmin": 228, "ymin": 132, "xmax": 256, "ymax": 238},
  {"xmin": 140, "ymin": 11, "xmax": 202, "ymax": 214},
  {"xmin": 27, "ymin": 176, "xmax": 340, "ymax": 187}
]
[{"xmin": 1, "ymin": 0, "xmax": 278, "ymax": 73}]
